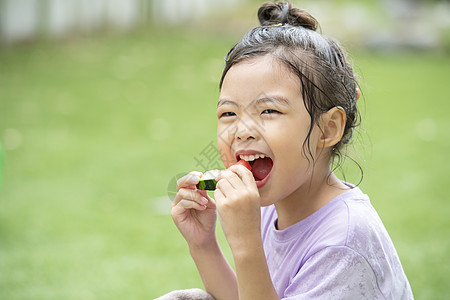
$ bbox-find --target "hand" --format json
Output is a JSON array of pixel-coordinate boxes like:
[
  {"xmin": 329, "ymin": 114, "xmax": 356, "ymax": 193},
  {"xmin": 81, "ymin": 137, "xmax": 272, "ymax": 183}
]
[
  {"xmin": 172, "ymin": 171, "xmax": 217, "ymax": 248},
  {"xmin": 214, "ymin": 165, "xmax": 261, "ymax": 251}
]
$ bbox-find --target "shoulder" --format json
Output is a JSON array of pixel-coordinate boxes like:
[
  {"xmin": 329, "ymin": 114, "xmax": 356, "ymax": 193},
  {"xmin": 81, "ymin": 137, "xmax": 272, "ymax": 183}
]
[
  {"xmin": 331, "ymin": 186, "xmax": 386, "ymax": 249},
  {"xmin": 301, "ymin": 188, "xmax": 368, "ymax": 249},
  {"xmin": 302, "ymin": 187, "xmax": 393, "ymax": 269},
  {"xmin": 337, "ymin": 188, "xmax": 414, "ymax": 299},
  {"xmin": 340, "ymin": 187, "xmax": 396, "ymax": 256},
  {"xmin": 334, "ymin": 188, "xmax": 399, "ymax": 267},
  {"xmin": 260, "ymin": 188, "xmax": 362, "ymax": 249}
]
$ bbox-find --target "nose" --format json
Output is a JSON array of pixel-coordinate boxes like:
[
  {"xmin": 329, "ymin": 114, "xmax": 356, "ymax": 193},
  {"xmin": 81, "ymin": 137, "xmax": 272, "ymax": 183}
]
[{"xmin": 235, "ymin": 115, "xmax": 257, "ymax": 142}]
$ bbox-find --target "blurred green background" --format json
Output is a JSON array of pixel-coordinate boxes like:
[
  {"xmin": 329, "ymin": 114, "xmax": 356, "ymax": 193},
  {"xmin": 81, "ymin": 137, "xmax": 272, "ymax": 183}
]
[{"xmin": 1, "ymin": 0, "xmax": 449, "ymax": 299}]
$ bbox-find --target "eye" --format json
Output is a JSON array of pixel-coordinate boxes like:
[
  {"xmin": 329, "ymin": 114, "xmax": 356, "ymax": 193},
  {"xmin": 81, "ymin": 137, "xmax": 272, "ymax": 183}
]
[
  {"xmin": 261, "ymin": 109, "xmax": 281, "ymax": 114},
  {"xmin": 220, "ymin": 111, "xmax": 236, "ymax": 118}
]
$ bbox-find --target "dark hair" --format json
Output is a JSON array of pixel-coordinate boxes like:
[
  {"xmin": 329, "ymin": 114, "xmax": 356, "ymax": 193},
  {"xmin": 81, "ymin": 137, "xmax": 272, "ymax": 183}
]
[{"xmin": 220, "ymin": 1, "xmax": 360, "ymax": 176}]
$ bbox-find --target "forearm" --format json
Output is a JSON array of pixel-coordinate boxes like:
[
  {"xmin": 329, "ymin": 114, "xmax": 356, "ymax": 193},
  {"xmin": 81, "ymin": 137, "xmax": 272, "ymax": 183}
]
[
  {"xmin": 212, "ymin": 166, "xmax": 278, "ymax": 299},
  {"xmin": 232, "ymin": 235, "xmax": 279, "ymax": 300},
  {"xmin": 190, "ymin": 239, "xmax": 239, "ymax": 300}
]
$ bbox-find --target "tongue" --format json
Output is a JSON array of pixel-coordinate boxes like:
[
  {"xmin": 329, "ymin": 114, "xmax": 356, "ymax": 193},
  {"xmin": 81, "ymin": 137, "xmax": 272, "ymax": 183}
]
[{"xmin": 252, "ymin": 157, "xmax": 273, "ymax": 181}]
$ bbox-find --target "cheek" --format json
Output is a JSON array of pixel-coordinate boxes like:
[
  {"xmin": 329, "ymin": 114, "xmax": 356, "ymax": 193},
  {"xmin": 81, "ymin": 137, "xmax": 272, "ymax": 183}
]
[
  {"xmin": 268, "ymin": 120, "xmax": 308, "ymax": 157},
  {"xmin": 268, "ymin": 121, "xmax": 313, "ymax": 175},
  {"xmin": 217, "ymin": 124, "xmax": 235, "ymax": 166}
]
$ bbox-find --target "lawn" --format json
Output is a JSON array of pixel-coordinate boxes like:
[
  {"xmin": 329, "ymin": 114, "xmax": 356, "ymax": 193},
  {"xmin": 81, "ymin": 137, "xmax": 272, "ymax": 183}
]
[{"xmin": 0, "ymin": 29, "xmax": 449, "ymax": 299}]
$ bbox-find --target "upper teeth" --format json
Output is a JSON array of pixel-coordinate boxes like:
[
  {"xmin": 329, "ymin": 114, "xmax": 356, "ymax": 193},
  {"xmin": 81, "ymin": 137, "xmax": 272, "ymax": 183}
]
[{"xmin": 239, "ymin": 154, "xmax": 266, "ymax": 161}]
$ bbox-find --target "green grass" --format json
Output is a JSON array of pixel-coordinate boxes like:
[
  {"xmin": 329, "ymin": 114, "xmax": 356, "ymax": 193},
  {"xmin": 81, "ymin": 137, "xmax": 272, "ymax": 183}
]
[
  {"xmin": 354, "ymin": 52, "xmax": 450, "ymax": 298},
  {"xmin": 0, "ymin": 29, "xmax": 449, "ymax": 299}
]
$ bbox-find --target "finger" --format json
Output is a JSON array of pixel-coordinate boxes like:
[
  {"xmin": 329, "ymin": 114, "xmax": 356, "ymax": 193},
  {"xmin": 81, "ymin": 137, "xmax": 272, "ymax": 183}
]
[
  {"xmin": 217, "ymin": 169, "xmax": 242, "ymax": 190},
  {"xmin": 174, "ymin": 199, "xmax": 207, "ymax": 211},
  {"xmin": 213, "ymin": 188, "xmax": 225, "ymax": 205},
  {"xmin": 173, "ymin": 188, "xmax": 208, "ymax": 207},
  {"xmin": 197, "ymin": 189, "xmax": 216, "ymax": 209},
  {"xmin": 202, "ymin": 169, "xmax": 221, "ymax": 179},
  {"xmin": 177, "ymin": 171, "xmax": 202, "ymax": 191},
  {"xmin": 215, "ymin": 177, "xmax": 235, "ymax": 198},
  {"xmin": 228, "ymin": 165, "xmax": 256, "ymax": 188}
]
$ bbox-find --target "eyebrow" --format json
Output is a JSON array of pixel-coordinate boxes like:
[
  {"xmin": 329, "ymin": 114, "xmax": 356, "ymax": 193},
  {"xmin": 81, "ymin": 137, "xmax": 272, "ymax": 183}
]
[
  {"xmin": 217, "ymin": 95, "xmax": 291, "ymax": 108},
  {"xmin": 217, "ymin": 99, "xmax": 240, "ymax": 108},
  {"xmin": 254, "ymin": 95, "xmax": 291, "ymax": 107}
]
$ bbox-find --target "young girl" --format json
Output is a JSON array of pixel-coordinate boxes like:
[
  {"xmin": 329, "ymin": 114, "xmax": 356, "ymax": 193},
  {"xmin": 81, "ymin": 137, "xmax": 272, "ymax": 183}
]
[{"xmin": 170, "ymin": 2, "xmax": 413, "ymax": 299}]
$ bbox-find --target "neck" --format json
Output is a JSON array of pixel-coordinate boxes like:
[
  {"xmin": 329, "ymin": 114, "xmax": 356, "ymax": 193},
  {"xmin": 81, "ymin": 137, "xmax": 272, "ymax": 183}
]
[{"xmin": 274, "ymin": 169, "xmax": 349, "ymax": 230}]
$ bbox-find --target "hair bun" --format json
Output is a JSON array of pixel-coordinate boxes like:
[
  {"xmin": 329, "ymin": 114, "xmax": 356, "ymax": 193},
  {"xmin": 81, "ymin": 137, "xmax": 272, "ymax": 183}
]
[{"xmin": 257, "ymin": 1, "xmax": 319, "ymax": 32}]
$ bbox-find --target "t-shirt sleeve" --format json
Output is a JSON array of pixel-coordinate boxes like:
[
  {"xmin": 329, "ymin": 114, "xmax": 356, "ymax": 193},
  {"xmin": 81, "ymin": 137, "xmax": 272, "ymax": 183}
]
[{"xmin": 282, "ymin": 246, "xmax": 384, "ymax": 300}]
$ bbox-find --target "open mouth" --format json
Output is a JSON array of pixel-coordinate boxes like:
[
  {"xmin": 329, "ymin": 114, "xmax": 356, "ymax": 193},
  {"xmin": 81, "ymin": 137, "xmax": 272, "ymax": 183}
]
[{"xmin": 238, "ymin": 154, "xmax": 274, "ymax": 184}]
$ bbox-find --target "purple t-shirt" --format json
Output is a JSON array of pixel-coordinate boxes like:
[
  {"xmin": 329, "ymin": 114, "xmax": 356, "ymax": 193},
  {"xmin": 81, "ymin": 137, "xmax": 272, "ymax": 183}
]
[{"xmin": 261, "ymin": 185, "xmax": 413, "ymax": 299}]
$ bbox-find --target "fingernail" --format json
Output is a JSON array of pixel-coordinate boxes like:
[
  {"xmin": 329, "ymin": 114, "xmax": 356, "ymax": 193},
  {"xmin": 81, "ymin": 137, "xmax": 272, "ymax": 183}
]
[{"xmin": 201, "ymin": 197, "xmax": 208, "ymax": 204}]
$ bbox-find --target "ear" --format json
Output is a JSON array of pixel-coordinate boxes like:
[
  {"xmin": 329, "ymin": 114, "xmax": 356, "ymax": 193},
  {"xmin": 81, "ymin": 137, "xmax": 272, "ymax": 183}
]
[{"xmin": 317, "ymin": 106, "xmax": 346, "ymax": 149}]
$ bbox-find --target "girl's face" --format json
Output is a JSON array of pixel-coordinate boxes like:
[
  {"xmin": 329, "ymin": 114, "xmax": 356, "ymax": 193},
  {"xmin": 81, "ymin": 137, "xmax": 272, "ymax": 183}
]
[{"xmin": 217, "ymin": 55, "xmax": 322, "ymax": 206}]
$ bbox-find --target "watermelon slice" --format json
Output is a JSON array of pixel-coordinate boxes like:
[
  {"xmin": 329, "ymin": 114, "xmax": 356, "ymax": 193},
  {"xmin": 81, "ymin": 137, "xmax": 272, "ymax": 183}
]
[{"xmin": 196, "ymin": 160, "xmax": 252, "ymax": 190}]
